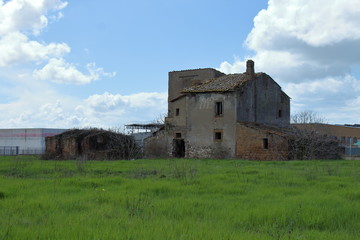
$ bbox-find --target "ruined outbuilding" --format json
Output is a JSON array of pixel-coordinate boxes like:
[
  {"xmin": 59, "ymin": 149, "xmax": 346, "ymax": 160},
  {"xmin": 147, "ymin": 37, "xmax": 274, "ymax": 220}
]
[
  {"xmin": 144, "ymin": 60, "xmax": 292, "ymax": 160},
  {"xmin": 44, "ymin": 129, "xmax": 139, "ymax": 160}
]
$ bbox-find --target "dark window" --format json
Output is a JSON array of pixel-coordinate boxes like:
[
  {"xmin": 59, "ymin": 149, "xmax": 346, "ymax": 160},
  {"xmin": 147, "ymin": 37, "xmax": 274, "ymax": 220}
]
[
  {"xmin": 215, "ymin": 102, "xmax": 223, "ymax": 116},
  {"xmin": 175, "ymin": 132, "xmax": 182, "ymax": 138},
  {"xmin": 176, "ymin": 108, "xmax": 180, "ymax": 116},
  {"xmin": 263, "ymin": 138, "xmax": 269, "ymax": 149},
  {"xmin": 215, "ymin": 132, "xmax": 222, "ymax": 140},
  {"xmin": 278, "ymin": 110, "xmax": 282, "ymax": 118}
]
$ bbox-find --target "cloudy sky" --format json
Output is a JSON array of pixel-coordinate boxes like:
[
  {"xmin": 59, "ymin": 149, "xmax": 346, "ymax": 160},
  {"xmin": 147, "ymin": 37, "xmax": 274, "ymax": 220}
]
[{"xmin": 0, "ymin": 0, "xmax": 359, "ymax": 129}]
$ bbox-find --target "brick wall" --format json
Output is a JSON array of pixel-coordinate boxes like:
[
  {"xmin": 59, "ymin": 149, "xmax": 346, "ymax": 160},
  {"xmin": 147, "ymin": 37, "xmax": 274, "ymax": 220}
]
[{"xmin": 236, "ymin": 123, "xmax": 289, "ymax": 160}]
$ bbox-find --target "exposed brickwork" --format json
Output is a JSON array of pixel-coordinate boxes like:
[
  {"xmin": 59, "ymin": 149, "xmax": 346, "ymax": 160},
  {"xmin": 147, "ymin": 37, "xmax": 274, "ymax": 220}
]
[{"xmin": 236, "ymin": 123, "xmax": 289, "ymax": 160}]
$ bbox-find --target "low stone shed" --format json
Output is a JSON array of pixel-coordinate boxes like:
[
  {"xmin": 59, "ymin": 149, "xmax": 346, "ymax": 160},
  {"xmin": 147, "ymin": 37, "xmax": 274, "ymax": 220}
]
[{"xmin": 44, "ymin": 129, "xmax": 139, "ymax": 160}]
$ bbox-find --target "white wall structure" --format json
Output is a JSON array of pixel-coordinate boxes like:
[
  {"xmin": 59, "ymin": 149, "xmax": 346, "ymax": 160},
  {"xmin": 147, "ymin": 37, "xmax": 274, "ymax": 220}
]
[{"xmin": 0, "ymin": 128, "xmax": 67, "ymax": 155}]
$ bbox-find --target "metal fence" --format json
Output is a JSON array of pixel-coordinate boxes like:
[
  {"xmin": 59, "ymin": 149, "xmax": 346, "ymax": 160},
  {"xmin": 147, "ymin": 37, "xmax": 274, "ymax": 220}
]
[
  {"xmin": 0, "ymin": 146, "xmax": 43, "ymax": 156},
  {"xmin": 0, "ymin": 146, "xmax": 19, "ymax": 156},
  {"xmin": 345, "ymin": 147, "xmax": 360, "ymax": 156}
]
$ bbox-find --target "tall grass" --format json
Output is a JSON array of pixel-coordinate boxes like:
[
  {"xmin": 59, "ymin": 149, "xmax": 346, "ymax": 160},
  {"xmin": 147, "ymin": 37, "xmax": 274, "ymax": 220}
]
[{"xmin": 0, "ymin": 156, "xmax": 360, "ymax": 239}]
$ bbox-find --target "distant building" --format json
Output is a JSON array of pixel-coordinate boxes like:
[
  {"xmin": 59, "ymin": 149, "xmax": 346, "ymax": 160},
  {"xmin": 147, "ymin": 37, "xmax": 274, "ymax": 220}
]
[
  {"xmin": 0, "ymin": 128, "xmax": 67, "ymax": 155},
  {"xmin": 125, "ymin": 123, "xmax": 164, "ymax": 148},
  {"xmin": 293, "ymin": 123, "xmax": 360, "ymax": 157},
  {"xmin": 293, "ymin": 123, "xmax": 360, "ymax": 146},
  {"xmin": 144, "ymin": 60, "xmax": 291, "ymax": 160}
]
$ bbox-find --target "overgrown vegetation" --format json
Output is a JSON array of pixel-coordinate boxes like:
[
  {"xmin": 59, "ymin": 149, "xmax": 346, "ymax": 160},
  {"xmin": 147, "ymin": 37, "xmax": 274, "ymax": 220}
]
[
  {"xmin": 289, "ymin": 126, "xmax": 342, "ymax": 160},
  {"xmin": 289, "ymin": 110, "xmax": 342, "ymax": 160},
  {"xmin": 1, "ymin": 156, "xmax": 360, "ymax": 239}
]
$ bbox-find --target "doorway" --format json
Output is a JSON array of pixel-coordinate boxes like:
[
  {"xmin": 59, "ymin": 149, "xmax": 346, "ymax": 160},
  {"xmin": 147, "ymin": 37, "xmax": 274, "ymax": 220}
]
[{"xmin": 172, "ymin": 139, "xmax": 185, "ymax": 158}]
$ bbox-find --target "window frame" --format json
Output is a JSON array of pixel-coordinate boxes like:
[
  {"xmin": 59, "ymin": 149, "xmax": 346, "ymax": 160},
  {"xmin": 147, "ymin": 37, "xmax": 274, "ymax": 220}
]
[
  {"xmin": 214, "ymin": 130, "xmax": 223, "ymax": 141},
  {"xmin": 215, "ymin": 101, "xmax": 223, "ymax": 117}
]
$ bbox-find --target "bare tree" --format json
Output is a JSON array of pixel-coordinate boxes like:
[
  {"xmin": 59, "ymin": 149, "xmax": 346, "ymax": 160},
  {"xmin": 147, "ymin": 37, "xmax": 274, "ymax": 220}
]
[
  {"xmin": 289, "ymin": 111, "xmax": 340, "ymax": 160},
  {"xmin": 291, "ymin": 110, "xmax": 327, "ymax": 124},
  {"xmin": 152, "ymin": 113, "xmax": 167, "ymax": 125},
  {"xmin": 289, "ymin": 127, "xmax": 340, "ymax": 160}
]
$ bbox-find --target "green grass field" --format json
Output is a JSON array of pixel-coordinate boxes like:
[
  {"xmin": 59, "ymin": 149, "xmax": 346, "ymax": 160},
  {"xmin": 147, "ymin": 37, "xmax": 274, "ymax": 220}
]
[{"xmin": 1, "ymin": 156, "xmax": 360, "ymax": 240}]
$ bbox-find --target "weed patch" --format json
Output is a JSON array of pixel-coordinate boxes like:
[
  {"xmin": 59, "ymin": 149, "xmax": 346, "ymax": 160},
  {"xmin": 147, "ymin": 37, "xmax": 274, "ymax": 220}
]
[
  {"xmin": 125, "ymin": 192, "xmax": 152, "ymax": 217},
  {"xmin": 168, "ymin": 159, "xmax": 198, "ymax": 184}
]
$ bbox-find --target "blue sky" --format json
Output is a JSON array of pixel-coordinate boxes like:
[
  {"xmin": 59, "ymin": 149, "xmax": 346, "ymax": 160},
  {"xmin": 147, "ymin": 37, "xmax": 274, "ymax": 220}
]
[
  {"xmin": 1, "ymin": 0, "xmax": 360, "ymax": 128},
  {"xmin": 39, "ymin": 0, "xmax": 267, "ymax": 95}
]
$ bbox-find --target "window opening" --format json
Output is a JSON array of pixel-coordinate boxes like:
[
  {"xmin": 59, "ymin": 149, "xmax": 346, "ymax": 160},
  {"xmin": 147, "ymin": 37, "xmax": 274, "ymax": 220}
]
[
  {"xmin": 215, "ymin": 102, "xmax": 223, "ymax": 116},
  {"xmin": 176, "ymin": 108, "xmax": 180, "ymax": 116},
  {"xmin": 278, "ymin": 110, "xmax": 282, "ymax": 118},
  {"xmin": 263, "ymin": 138, "xmax": 269, "ymax": 149},
  {"xmin": 214, "ymin": 132, "xmax": 222, "ymax": 140},
  {"xmin": 175, "ymin": 132, "xmax": 182, "ymax": 138}
]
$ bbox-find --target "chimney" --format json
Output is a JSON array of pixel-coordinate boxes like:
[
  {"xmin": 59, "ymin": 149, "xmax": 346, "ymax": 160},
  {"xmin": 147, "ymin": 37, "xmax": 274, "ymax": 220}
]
[{"xmin": 246, "ymin": 59, "xmax": 255, "ymax": 80}]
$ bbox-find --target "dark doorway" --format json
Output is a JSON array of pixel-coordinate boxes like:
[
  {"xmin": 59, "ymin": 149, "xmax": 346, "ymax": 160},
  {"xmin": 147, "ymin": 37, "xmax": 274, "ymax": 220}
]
[{"xmin": 173, "ymin": 139, "xmax": 185, "ymax": 158}]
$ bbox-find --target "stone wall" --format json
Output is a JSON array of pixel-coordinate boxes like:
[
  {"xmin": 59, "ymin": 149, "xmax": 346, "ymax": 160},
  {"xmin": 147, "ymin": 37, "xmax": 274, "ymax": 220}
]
[
  {"xmin": 143, "ymin": 129, "xmax": 172, "ymax": 158},
  {"xmin": 236, "ymin": 74, "xmax": 290, "ymax": 127},
  {"xmin": 44, "ymin": 129, "xmax": 138, "ymax": 160}
]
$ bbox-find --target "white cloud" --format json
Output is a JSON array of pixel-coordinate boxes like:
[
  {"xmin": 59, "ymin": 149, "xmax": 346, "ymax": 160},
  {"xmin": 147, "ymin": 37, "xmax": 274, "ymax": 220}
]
[
  {"xmin": 220, "ymin": 0, "xmax": 360, "ymax": 124},
  {"xmin": 0, "ymin": 80, "xmax": 168, "ymax": 128},
  {"xmin": 247, "ymin": 0, "xmax": 360, "ymax": 49},
  {"xmin": 86, "ymin": 63, "xmax": 116, "ymax": 80},
  {"xmin": 85, "ymin": 92, "xmax": 167, "ymax": 113},
  {"xmin": 0, "ymin": 0, "xmax": 68, "ymax": 35},
  {"xmin": 0, "ymin": 0, "xmax": 70, "ymax": 68},
  {"xmin": 86, "ymin": 92, "xmax": 127, "ymax": 112},
  {"xmin": 33, "ymin": 58, "xmax": 115, "ymax": 84},
  {"xmin": 0, "ymin": 0, "xmax": 150, "ymax": 128},
  {"xmin": 0, "ymin": 32, "xmax": 69, "ymax": 66},
  {"xmin": 0, "ymin": 0, "xmax": 114, "ymax": 85}
]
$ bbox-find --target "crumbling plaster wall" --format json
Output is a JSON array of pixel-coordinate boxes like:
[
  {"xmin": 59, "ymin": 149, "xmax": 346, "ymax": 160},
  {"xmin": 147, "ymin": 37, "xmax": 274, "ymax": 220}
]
[
  {"xmin": 185, "ymin": 92, "xmax": 237, "ymax": 158},
  {"xmin": 167, "ymin": 97, "xmax": 187, "ymax": 126}
]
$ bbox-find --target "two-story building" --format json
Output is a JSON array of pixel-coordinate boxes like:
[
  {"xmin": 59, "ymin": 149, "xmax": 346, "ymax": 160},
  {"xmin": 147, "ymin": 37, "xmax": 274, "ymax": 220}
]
[{"xmin": 144, "ymin": 60, "xmax": 291, "ymax": 160}]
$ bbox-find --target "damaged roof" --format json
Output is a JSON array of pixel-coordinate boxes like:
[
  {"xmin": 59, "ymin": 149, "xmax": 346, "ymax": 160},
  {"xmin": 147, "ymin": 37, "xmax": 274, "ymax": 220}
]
[
  {"xmin": 182, "ymin": 72, "xmax": 263, "ymax": 93},
  {"xmin": 238, "ymin": 122, "xmax": 292, "ymax": 137}
]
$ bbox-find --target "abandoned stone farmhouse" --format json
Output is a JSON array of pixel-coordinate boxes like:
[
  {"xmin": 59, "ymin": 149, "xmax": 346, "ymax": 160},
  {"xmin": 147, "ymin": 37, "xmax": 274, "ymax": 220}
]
[{"xmin": 144, "ymin": 60, "xmax": 291, "ymax": 160}]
